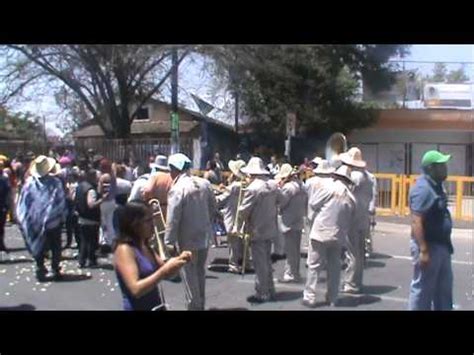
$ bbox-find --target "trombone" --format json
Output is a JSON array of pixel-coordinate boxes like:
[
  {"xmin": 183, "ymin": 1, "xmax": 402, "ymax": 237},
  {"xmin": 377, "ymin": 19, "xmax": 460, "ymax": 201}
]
[{"xmin": 148, "ymin": 198, "xmax": 193, "ymax": 307}]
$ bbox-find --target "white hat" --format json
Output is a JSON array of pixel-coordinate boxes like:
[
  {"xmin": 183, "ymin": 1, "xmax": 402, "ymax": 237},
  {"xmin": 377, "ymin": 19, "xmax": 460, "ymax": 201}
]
[
  {"xmin": 333, "ymin": 165, "xmax": 353, "ymax": 183},
  {"xmin": 275, "ymin": 163, "xmax": 297, "ymax": 181},
  {"xmin": 339, "ymin": 147, "xmax": 366, "ymax": 168},
  {"xmin": 152, "ymin": 155, "xmax": 170, "ymax": 172},
  {"xmin": 311, "ymin": 156, "xmax": 323, "ymax": 165},
  {"xmin": 313, "ymin": 160, "xmax": 335, "ymax": 175},
  {"xmin": 228, "ymin": 159, "xmax": 246, "ymax": 178},
  {"xmin": 30, "ymin": 155, "xmax": 59, "ymax": 178},
  {"xmin": 240, "ymin": 157, "xmax": 270, "ymax": 176},
  {"xmin": 168, "ymin": 153, "xmax": 192, "ymax": 171}
]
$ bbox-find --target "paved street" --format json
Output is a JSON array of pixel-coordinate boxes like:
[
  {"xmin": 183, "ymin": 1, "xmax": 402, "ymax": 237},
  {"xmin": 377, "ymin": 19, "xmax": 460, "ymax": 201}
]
[{"xmin": 0, "ymin": 219, "xmax": 472, "ymax": 311}]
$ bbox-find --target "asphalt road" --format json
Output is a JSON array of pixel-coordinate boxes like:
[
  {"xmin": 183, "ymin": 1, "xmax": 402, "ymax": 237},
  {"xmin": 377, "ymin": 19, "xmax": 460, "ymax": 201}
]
[{"xmin": 0, "ymin": 219, "xmax": 472, "ymax": 311}]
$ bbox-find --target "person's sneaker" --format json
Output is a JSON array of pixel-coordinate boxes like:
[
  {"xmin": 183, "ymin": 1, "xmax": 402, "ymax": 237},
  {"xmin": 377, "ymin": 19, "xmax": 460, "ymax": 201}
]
[
  {"xmin": 301, "ymin": 299, "xmax": 318, "ymax": 308},
  {"xmin": 228, "ymin": 265, "xmax": 241, "ymax": 274},
  {"xmin": 341, "ymin": 286, "xmax": 361, "ymax": 294}
]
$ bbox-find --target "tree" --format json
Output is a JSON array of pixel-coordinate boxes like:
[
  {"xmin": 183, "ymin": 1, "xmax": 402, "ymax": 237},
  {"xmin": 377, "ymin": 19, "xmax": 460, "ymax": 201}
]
[
  {"xmin": 446, "ymin": 65, "xmax": 470, "ymax": 83},
  {"xmin": 0, "ymin": 105, "xmax": 46, "ymax": 143},
  {"xmin": 200, "ymin": 45, "xmax": 408, "ymax": 136},
  {"xmin": 0, "ymin": 45, "xmax": 191, "ymax": 138},
  {"xmin": 430, "ymin": 62, "xmax": 448, "ymax": 82}
]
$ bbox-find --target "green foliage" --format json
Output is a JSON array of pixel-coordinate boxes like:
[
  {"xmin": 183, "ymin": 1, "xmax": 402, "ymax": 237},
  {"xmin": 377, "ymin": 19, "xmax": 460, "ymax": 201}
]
[{"xmin": 0, "ymin": 106, "xmax": 45, "ymax": 142}]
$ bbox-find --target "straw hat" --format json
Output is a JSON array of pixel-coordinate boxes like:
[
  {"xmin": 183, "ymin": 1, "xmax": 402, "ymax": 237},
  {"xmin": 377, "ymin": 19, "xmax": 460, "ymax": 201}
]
[
  {"xmin": 30, "ymin": 155, "xmax": 60, "ymax": 178},
  {"xmin": 168, "ymin": 153, "xmax": 192, "ymax": 171},
  {"xmin": 228, "ymin": 159, "xmax": 246, "ymax": 178},
  {"xmin": 240, "ymin": 157, "xmax": 270, "ymax": 176},
  {"xmin": 333, "ymin": 165, "xmax": 353, "ymax": 183},
  {"xmin": 339, "ymin": 147, "xmax": 366, "ymax": 168},
  {"xmin": 275, "ymin": 163, "xmax": 297, "ymax": 181},
  {"xmin": 151, "ymin": 155, "xmax": 170, "ymax": 172},
  {"xmin": 313, "ymin": 160, "xmax": 335, "ymax": 175}
]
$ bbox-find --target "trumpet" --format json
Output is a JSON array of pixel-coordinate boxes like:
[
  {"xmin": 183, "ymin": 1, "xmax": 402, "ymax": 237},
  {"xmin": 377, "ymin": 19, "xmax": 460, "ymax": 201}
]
[{"xmin": 148, "ymin": 198, "xmax": 193, "ymax": 307}]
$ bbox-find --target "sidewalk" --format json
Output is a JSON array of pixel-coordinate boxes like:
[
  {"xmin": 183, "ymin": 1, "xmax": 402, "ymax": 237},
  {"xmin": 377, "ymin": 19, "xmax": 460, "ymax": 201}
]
[{"xmin": 377, "ymin": 215, "xmax": 473, "ymax": 230}]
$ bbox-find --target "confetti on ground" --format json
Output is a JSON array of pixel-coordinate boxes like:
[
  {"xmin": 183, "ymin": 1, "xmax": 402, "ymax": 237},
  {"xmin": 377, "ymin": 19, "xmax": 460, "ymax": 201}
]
[
  {"xmin": 101, "ymin": 293, "xmax": 106, "ymax": 297},
  {"xmin": 110, "ymin": 288, "xmax": 115, "ymax": 292},
  {"xmin": 99, "ymin": 279, "xmax": 104, "ymax": 282},
  {"xmin": 32, "ymin": 288, "xmax": 36, "ymax": 291},
  {"xmin": 0, "ymin": 269, "xmax": 6, "ymax": 274},
  {"xmin": 40, "ymin": 288, "xmax": 47, "ymax": 292},
  {"xmin": 9, "ymin": 282, "xmax": 14, "ymax": 286},
  {"xmin": 26, "ymin": 277, "xmax": 31, "ymax": 282},
  {"xmin": 5, "ymin": 292, "xmax": 10, "ymax": 296}
]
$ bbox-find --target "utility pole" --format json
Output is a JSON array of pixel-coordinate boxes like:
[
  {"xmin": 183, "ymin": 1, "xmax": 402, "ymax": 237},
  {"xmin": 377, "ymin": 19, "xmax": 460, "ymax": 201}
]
[
  {"xmin": 234, "ymin": 91, "xmax": 239, "ymax": 135},
  {"xmin": 170, "ymin": 48, "xmax": 180, "ymax": 155}
]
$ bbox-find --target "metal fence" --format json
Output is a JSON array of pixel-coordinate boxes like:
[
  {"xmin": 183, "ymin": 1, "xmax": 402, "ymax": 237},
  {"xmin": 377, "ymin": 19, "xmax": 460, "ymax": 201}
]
[{"xmin": 74, "ymin": 137, "xmax": 194, "ymax": 164}]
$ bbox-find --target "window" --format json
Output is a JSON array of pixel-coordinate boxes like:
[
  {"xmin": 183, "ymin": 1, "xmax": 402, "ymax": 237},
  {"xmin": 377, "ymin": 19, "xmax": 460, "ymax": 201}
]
[{"xmin": 136, "ymin": 106, "xmax": 150, "ymax": 120}]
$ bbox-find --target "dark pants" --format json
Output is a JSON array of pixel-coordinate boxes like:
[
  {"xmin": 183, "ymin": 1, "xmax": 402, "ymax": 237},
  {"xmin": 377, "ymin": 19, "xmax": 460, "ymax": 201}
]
[
  {"xmin": 65, "ymin": 203, "xmax": 79, "ymax": 248},
  {"xmin": 35, "ymin": 225, "xmax": 62, "ymax": 275},
  {"xmin": 0, "ymin": 209, "xmax": 6, "ymax": 251},
  {"xmin": 78, "ymin": 224, "xmax": 99, "ymax": 266}
]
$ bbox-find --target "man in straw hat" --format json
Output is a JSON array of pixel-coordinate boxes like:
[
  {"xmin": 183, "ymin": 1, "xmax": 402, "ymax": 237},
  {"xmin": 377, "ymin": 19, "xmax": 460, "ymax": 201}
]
[
  {"xmin": 275, "ymin": 163, "xmax": 307, "ymax": 283},
  {"xmin": 302, "ymin": 163, "xmax": 356, "ymax": 308},
  {"xmin": 17, "ymin": 155, "xmax": 67, "ymax": 281},
  {"xmin": 238, "ymin": 156, "xmax": 279, "ymax": 303},
  {"xmin": 339, "ymin": 147, "xmax": 375, "ymax": 294},
  {"xmin": 408, "ymin": 150, "xmax": 454, "ymax": 310},
  {"xmin": 164, "ymin": 153, "xmax": 217, "ymax": 310},
  {"xmin": 215, "ymin": 159, "xmax": 248, "ymax": 274}
]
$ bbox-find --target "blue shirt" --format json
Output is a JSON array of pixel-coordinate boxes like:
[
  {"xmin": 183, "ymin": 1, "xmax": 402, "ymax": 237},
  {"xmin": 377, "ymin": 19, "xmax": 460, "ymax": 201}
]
[{"xmin": 409, "ymin": 174, "xmax": 453, "ymax": 253}]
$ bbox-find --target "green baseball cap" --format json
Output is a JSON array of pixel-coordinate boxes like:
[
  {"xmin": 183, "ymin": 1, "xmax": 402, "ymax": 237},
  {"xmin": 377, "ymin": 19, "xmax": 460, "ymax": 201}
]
[{"xmin": 421, "ymin": 150, "xmax": 451, "ymax": 167}]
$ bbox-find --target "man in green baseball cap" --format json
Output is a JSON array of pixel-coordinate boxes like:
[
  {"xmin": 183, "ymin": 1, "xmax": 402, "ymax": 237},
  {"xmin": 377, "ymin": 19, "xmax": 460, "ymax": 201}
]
[{"xmin": 408, "ymin": 150, "xmax": 453, "ymax": 310}]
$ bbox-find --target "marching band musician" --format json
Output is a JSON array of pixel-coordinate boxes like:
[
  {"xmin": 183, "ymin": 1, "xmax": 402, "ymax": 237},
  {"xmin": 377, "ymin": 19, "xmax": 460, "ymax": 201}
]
[
  {"xmin": 215, "ymin": 159, "xmax": 248, "ymax": 274},
  {"xmin": 275, "ymin": 164, "xmax": 307, "ymax": 283},
  {"xmin": 164, "ymin": 153, "xmax": 217, "ymax": 310},
  {"xmin": 339, "ymin": 147, "xmax": 375, "ymax": 294},
  {"xmin": 302, "ymin": 161, "xmax": 356, "ymax": 308},
  {"xmin": 238, "ymin": 157, "xmax": 279, "ymax": 304}
]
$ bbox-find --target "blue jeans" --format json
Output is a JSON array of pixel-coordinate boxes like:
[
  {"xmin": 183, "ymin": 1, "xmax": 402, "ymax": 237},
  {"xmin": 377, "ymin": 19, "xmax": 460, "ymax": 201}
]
[{"xmin": 408, "ymin": 239, "xmax": 453, "ymax": 310}]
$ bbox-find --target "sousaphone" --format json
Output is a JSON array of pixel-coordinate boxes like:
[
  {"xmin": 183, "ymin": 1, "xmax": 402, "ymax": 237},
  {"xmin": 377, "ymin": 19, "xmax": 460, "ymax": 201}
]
[{"xmin": 325, "ymin": 132, "xmax": 348, "ymax": 167}]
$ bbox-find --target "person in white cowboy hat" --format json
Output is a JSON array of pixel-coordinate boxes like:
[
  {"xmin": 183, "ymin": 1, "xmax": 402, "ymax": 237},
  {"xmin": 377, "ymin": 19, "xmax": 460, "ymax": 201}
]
[
  {"xmin": 275, "ymin": 164, "xmax": 307, "ymax": 283},
  {"xmin": 339, "ymin": 147, "xmax": 376, "ymax": 294},
  {"xmin": 238, "ymin": 156, "xmax": 279, "ymax": 303},
  {"xmin": 164, "ymin": 153, "xmax": 217, "ymax": 310},
  {"xmin": 302, "ymin": 164, "xmax": 356, "ymax": 308},
  {"xmin": 215, "ymin": 159, "xmax": 249, "ymax": 273},
  {"xmin": 16, "ymin": 155, "xmax": 67, "ymax": 282}
]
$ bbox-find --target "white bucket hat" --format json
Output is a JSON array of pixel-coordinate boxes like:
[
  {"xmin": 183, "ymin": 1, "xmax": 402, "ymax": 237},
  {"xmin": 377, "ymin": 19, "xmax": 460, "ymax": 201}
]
[
  {"xmin": 333, "ymin": 165, "xmax": 353, "ymax": 183},
  {"xmin": 311, "ymin": 156, "xmax": 323, "ymax": 165},
  {"xmin": 151, "ymin": 155, "xmax": 170, "ymax": 172},
  {"xmin": 275, "ymin": 163, "xmax": 297, "ymax": 181},
  {"xmin": 168, "ymin": 153, "xmax": 191, "ymax": 171},
  {"xmin": 240, "ymin": 157, "xmax": 270, "ymax": 176},
  {"xmin": 30, "ymin": 155, "xmax": 59, "ymax": 178},
  {"xmin": 228, "ymin": 159, "xmax": 246, "ymax": 178},
  {"xmin": 339, "ymin": 147, "xmax": 366, "ymax": 168},
  {"xmin": 313, "ymin": 160, "xmax": 335, "ymax": 175}
]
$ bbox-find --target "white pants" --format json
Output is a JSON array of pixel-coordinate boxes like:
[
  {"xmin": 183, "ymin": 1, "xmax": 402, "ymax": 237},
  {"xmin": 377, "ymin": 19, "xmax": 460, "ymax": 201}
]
[
  {"xmin": 181, "ymin": 248, "xmax": 208, "ymax": 310},
  {"xmin": 228, "ymin": 234, "xmax": 243, "ymax": 267},
  {"xmin": 343, "ymin": 219, "xmax": 368, "ymax": 291},
  {"xmin": 283, "ymin": 230, "xmax": 302, "ymax": 280},
  {"xmin": 303, "ymin": 239, "xmax": 342, "ymax": 303},
  {"xmin": 99, "ymin": 200, "xmax": 117, "ymax": 246},
  {"xmin": 251, "ymin": 239, "xmax": 275, "ymax": 298}
]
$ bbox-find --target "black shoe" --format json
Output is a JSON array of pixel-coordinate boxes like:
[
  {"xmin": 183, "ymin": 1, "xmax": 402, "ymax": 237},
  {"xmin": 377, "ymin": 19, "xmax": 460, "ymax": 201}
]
[
  {"xmin": 271, "ymin": 254, "xmax": 286, "ymax": 262},
  {"xmin": 246, "ymin": 295, "xmax": 270, "ymax": 304},
  {"xmin": 89, "ymin": 261, "xmax": 99, "ymax": 268},
  {"xmin": 36, "ymin": 270, "xmax": 48, "ymax": 282},
  {"xmin": 78, "ymin": 263, "xmax": 86, "ymax": 269},
  {"xmin": 52, "ymin": 272, "xmax": 63, "ymax": 281}
]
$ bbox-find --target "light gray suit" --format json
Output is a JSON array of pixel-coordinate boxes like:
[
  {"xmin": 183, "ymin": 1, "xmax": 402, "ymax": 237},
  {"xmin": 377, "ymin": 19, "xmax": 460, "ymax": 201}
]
[
  {"xmin": 239, "ymin": 177, "xmax": 279, "ymax": 299},
  {"xmin": 277, "ymin": 179, "xmax": 307, "ymax": 281},
  {"xmin": 303, "ymin": 177, "xmax": 356, "ymax": 304},
  {"xmin": 165, "ymin": 173, "xmax": 217, "ymax": 310}
]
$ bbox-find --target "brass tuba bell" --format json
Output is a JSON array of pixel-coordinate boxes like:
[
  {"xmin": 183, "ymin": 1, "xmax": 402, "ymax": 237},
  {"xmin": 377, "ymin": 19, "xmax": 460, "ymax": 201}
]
[{"xmin": 325, "ymin": 132, "xmax": 347, "ymax": 167}]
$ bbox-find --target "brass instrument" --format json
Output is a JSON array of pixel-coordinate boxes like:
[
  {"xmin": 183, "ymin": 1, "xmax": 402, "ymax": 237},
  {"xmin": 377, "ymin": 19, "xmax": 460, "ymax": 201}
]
[
  {"xmin": 325, "ymin": 132, "xmax": 348, "ymax": 166},
  {"xmin": 148, "ymin": 198, "xmax": 193, "ymax": 308}
]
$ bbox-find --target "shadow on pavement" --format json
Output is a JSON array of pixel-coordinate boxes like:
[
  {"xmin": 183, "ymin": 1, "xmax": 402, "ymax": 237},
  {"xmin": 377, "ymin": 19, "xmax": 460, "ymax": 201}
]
[
  {"xmin": 0, "ymin": 258, "xmax": 34, "ymax": 265},
  {"xmin": 369, "ymin": 253, "xmax": 393, "ymax": 260},
  {"xmin": 56, "ymin": 274, "xmax": 92, "ymax": 282},
  {"xmin": 94, "ymin": 263, "xmax": 114, "ymax": 271},
  {"xmin": 0, "ymin": 304, "xmax": 36, "ymax": 311},
  {"xmin": 362, "ymin": 285, "xmax": 398, "ymax": 295},
  {"xmin": 205, "ymin": 275, "xmax": 219, "ymax": 279},
  {"xmin": 274, "ymin": 291, "xmax": 303, "ymax": 302},
  {"xmin": 336, "ymin": 295, "xmax": 381, "ymax": 307},
  {"xmin": 208, "ymin": 307, "xmax": 249, "ymax": 311},
  {"xmin": 4, "ymin": 247, "xmax": 28, "ymax": 253},
  {"xmin": 365, "ymin": 260, "xmax": 386, "ymax": 268}
]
